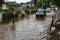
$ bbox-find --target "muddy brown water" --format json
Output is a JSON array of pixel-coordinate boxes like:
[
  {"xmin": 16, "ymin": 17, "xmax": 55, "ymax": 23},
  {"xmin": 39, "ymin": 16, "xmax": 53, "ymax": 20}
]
[{"xmin": 0, "ymin": 13, "xmax": 53, "ymax": 40}]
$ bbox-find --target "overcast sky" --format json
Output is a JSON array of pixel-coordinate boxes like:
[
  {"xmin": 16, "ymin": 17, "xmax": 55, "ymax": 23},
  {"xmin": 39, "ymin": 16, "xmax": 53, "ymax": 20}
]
[{"xmin": 9, "ymin": 0, "xmax": 31, "ymax": 3}]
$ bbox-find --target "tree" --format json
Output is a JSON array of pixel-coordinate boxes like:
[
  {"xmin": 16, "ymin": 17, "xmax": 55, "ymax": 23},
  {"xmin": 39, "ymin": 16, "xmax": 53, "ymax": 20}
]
[
  {"xmin": 52, "ymin": 0, "xmax": 60, "ymax": 7},
  {"xmin": 37, "ymin": 0, "xmax": 51, "ymax": 8},
  {"xmin": 0, "ymin": 0, "xmax": 2, "ymax": 7}
]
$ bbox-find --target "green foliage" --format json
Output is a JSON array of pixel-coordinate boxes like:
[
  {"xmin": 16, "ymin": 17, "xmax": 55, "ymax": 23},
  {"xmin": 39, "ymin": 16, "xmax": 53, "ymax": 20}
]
[
  {"xmin": 52, "ymin": 0, "xmax": 60, "ymax": 7},
  {"xmin": 37, "ymin": 0, "xmax": 42, "ymax": 8},
  {"xmin": 21, "ymin": 13, "xmax": 24, "ymax": 18},
  {"xmin": 0, "ymin": 8, "xmax": 2, "ymax": 12},
  {"xmin": 8, "ymin": 4, "xmax": 15, "ymax": 11},
  {"xmin": 2, "ymin": 9, "xmax": 9, "ymax": 12},
  {"xmin": 2, "ymin": 13, "xmax": 8, "ymax": 21},
  {"xmin": 25, "ymin": 6, "xmax": 30, "ymax": 14},
  {"xmin": 37, "ymin": 0, "xmax": 51, "ymax": 8},
  {"xmin": 14, "ymin": 13, "xmax": 18, "ymax": 18}
]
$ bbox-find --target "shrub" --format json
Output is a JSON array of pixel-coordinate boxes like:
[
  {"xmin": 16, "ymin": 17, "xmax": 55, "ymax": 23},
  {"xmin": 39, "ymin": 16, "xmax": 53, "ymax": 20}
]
[
  {"xmin": 21, "ymin": 13, "xmax": 24, "ymax": 18},
  {"xmin": 2, "ymin": 12, "xmax": 8, "ymax": 21},
  {"xmin": 15, "ymin": 13, "xmax": 19, "ymax": 18}
]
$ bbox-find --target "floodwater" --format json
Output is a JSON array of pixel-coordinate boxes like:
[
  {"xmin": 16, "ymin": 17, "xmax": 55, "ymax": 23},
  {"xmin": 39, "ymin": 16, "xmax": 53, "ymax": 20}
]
[
  {"xmin": 15, "ymin": 15, "xmax": 52, "ymax": 40},
  {"xmin": 0, "ymin": 11, "xmax": 55, "ymax": 40}
]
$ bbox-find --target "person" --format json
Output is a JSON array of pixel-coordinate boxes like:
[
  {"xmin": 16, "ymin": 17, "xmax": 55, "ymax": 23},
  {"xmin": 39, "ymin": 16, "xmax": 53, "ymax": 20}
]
[
  {"xmin": 12, "ymin": 19, "xmax": 14, "ymax": 24},
  {"xmin": 11, "ymin": 12, "xmax": 15, "ymax": 24}
]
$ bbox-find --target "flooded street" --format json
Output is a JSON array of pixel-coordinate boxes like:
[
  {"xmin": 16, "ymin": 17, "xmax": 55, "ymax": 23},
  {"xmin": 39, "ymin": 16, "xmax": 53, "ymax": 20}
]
[
  {"xmin": 15, "ymin": 14, "xmax": 52, "ymax": 40},
  {"xmin": 0, "ymin": 11, "xmax": 55, "ymax": 40}
]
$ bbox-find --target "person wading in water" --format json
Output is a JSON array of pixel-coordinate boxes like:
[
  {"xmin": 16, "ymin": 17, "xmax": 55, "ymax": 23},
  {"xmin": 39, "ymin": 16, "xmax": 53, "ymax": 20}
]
[{"xmin": 11, "ymin": 12, "xmax": 15, "ymax": 24}]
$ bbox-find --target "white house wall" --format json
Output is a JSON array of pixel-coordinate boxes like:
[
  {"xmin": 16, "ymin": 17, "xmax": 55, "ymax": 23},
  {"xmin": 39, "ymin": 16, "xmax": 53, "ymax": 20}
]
[{"xmin": 2, "ymin": 4, "xmax": 7, "ymax": 9}]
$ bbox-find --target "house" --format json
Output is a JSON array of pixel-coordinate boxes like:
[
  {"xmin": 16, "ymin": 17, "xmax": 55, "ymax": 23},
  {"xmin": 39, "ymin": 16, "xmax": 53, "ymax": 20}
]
[{"xmin": 2, "ymin": 0, "xmax": 8, "ymax": 9}]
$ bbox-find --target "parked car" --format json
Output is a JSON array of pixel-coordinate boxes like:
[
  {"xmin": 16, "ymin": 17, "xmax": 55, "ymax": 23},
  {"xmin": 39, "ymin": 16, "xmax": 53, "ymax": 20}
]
[
  {"xmin": 51, "ymin": 5, "xmax": 58, "ymax": 11},
  {"xmin": 36, "ymin": 9, "xmax": 46, "ymax": 18},
  {"xmin": 51, "ymin": 6, "xmax": 54, "ymax": 11},
  {"xmin": 46, "ymin": 8, "xmax": 51, "ymax": 12}
]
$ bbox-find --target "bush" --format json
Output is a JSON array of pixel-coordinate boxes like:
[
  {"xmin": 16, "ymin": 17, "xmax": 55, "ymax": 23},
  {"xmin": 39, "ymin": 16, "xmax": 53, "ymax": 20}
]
[
  {"xmin": 21, "ymin": 13, "xmax": 24, "ymax": 18},
  {"xmin": 15, "ymin": 13, "xmax": 19, "ymax": 18},
  {"xmin": 14, "ymin": 10, "xmax": 21, "ymax": 18},
  {"xmin": 20, "ymin": 10, "xmax": 25, "ymax": 18},
  {"xmin": 25, "ymin": 7, "xmax": 30, "ymax": 15},
  {"xmin": 17, "ymin": 10, "xmax": 21, "ymax": 14},
  {"xmin": 2, "ymin": 13, "xmax": 8, "ymax": 21},
  {"xmin": 0, "ymin": 7, "xmax": 2, "ymax": 12}
]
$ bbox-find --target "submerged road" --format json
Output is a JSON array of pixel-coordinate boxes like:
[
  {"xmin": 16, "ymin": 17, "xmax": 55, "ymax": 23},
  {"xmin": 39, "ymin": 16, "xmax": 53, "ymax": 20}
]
[{"xmin": 0, "ymin": 11, "xmax": 55, "ymax": 40}]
